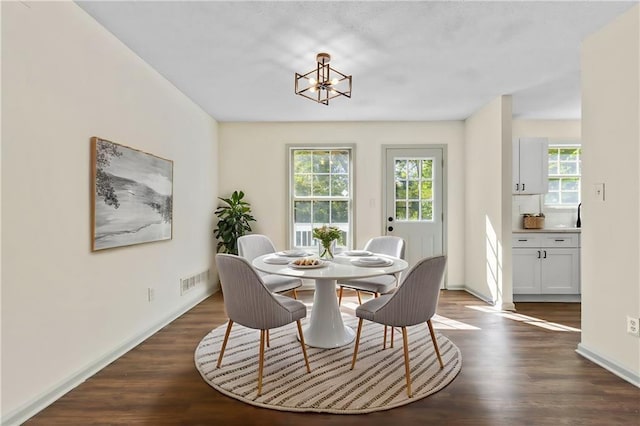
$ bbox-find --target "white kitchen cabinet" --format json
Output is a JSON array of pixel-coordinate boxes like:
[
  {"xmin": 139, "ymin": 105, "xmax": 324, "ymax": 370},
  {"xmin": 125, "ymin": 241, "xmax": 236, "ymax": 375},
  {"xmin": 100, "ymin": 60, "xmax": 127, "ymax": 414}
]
[
  {"xmin": 512, "ymin": 137, "xmax": 548, "ymax": 194},
  {"xmin": 512, "ymin": 233, "xmax": 580, "ymax": 296}
]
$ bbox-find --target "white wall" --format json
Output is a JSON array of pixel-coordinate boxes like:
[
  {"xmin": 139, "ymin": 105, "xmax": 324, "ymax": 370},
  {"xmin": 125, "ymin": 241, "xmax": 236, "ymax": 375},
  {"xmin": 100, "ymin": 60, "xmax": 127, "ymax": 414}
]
[
  {"xmin": 464, "ymin": 96, "xmax": 514, "ymax": 310},
  {"xmin": 1, "ymin": 2, "xmax": 219, "ymax": 420},
  {"xmin": 219, "ymin": 121, "xmax": 466, "ymax": 287},
  {"xmin": 578, "ymin": 5, "xmax": 640, "ymax": 385}
]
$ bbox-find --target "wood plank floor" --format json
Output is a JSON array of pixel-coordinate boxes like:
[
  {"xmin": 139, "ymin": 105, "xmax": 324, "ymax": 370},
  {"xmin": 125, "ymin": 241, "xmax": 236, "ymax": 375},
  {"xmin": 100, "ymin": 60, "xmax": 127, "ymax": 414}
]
[{"xmin": 26, "ymin": 290, "xmax": 639, "ymax": 425}]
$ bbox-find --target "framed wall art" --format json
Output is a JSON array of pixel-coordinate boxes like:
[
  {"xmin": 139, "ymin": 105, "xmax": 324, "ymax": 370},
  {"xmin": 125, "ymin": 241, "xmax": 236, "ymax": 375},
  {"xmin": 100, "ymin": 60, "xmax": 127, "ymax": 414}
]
[{"xmin": 91, "ymin": 137, "xmax": 173, "ymax": 251}]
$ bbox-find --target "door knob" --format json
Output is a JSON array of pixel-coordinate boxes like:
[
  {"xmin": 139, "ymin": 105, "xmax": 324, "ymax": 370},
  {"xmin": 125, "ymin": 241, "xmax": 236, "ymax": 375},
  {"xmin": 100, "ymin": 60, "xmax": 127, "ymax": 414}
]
[{"xmin": 387, "ymin": 226, "xmax": 394, "ymax": 232}]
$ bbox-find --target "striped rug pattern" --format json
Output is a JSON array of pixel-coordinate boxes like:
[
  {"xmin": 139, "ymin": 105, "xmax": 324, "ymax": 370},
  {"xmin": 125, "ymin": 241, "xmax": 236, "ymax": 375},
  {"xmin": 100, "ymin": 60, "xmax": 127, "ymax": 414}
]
[{"xmin": 195, "ymin": 314, "xmax": 462, "ymax": 414}]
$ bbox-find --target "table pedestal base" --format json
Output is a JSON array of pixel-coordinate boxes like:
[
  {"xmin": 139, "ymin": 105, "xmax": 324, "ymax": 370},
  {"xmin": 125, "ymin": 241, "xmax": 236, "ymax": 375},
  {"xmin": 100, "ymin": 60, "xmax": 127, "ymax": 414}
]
[{"xmin": 302, "ymin": 278, "xmax": 355, "ymax": 348}]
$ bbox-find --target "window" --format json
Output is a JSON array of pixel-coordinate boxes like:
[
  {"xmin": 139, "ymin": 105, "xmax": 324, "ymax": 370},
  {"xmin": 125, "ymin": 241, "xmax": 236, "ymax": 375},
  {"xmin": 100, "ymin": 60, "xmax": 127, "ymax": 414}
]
[
  {"xmin": 545, "ymin": 145, "xmax": 581, "ymax": 206},
  {"xmin": 394, "ymin": 158, "xmax": 434, "ymax": 221},
  {"xmin": 289, "ymin": 148, "xmax": 353, "ymax": 249}
]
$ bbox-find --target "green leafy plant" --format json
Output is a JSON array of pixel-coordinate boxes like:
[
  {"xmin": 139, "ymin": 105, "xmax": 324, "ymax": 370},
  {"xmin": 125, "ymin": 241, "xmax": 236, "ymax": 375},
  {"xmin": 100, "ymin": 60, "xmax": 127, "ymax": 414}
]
[
  {"xmin": 213, "ymin": 191, "xmax": 256, "ymax": 254},
  {"xmin": 312, "ymin": 225, "xmax": 342, "ymax": 259}
]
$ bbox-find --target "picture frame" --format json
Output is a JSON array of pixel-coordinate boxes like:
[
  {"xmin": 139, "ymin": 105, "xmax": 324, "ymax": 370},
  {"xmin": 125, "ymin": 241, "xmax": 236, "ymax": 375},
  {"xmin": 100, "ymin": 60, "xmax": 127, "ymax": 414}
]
[{"xmin": 91, "ymin": 137, "xmax": 173, "ymax": 251}]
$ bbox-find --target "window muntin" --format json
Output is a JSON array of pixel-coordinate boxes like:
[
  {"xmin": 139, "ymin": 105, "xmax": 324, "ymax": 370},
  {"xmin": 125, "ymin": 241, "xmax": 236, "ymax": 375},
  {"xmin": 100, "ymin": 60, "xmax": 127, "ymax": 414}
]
[
  {"xmin": 394, "ymin": 157, "xmax": 434, "ymax": 221},
  {"xmin": 291, "ymin": 148, "xmax": 352, "ymax": 249},
  {"xmin": 545, "ymin": 145, "xmax": 581, "ymax": 206}
]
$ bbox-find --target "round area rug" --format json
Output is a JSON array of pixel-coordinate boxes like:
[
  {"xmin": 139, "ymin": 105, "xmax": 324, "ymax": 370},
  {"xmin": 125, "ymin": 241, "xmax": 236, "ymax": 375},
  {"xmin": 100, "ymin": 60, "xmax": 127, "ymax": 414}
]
[{"xmin": 195, "ymin": 314, "xmax": 462, "ymax": 414}]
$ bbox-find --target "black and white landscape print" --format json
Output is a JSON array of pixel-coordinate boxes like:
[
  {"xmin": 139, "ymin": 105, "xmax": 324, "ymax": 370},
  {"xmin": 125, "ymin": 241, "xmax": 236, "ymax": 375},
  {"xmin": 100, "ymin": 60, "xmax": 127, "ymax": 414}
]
[{"xmin": 91, "ymin": 137, "xmax": 173, "ymax": 251}]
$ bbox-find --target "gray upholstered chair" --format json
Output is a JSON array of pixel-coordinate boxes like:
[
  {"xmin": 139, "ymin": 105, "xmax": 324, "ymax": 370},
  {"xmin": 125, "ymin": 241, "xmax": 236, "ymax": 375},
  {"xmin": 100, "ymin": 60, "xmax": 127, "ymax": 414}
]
[
  {"xmin": 237, "ymin": 234, "xmax": 302, "ymax": 299},
  {"xmin": 337, "ymin": 236, "xmax": 406, "ymax": 305},
  {"xmin": 350, "ymin": 255, "xmax": 447, "ymax": 398},
  {"xmin": 215, "ymin": 254, "xmax": 311, "ymax": 396}
]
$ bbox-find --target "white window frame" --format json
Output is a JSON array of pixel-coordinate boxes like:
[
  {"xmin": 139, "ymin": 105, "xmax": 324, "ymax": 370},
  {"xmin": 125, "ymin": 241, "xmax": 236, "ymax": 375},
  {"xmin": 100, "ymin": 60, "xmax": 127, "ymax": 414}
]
[
  {"xmin": 545, "ymin": 143, "xmax": 582, "ymax": 208},
  {"xmin": 287, "ymin": 145, "xmax": 354, "ymax": 250}
]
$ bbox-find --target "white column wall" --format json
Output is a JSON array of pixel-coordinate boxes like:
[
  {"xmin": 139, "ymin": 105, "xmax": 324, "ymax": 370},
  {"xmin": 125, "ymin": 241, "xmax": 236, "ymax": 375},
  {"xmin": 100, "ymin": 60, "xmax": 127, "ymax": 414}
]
[{"xmin": 579, "ymin": 5, "xmax": 640, "ymax": 384}]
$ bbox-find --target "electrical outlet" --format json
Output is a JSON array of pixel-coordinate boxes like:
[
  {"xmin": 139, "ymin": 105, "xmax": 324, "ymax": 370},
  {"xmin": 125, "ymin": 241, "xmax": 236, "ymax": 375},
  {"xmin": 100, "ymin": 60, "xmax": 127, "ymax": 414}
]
[
  {"xmin": 148, "ymin": 287, "xmax": 155, "ymax": 302},
  {"xmin": 627, "ymin": 316, "xmax": 640, "ymax": 337}
]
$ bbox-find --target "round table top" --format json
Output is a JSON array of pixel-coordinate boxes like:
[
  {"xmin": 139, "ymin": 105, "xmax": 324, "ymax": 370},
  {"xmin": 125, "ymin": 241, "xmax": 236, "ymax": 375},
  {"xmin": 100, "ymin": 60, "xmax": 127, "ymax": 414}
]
[{"xmin": 252, "ymin": 253, "xmax": 408, "ymax": 280}]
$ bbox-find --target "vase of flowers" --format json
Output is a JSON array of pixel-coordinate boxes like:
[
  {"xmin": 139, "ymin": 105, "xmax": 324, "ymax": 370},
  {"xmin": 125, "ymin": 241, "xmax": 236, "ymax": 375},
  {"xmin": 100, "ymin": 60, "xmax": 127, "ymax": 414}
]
[{"xmin": 313, "ymin": 225, "xmax": 342, "ymax": 260}]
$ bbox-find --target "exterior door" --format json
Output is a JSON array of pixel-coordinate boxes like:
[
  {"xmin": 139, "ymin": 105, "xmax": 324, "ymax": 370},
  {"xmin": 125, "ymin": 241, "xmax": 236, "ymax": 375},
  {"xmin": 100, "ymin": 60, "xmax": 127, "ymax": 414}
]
[{"xmin": 384, "ymin": 147, "xmax": 444, "ymax": 270}]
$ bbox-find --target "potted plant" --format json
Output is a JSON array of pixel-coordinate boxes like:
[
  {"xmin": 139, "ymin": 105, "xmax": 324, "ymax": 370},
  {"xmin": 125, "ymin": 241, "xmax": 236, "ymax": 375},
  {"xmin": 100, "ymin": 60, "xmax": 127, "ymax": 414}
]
[
  {"xmin": 313, "ymin": 225, "xmax": 342, "ymax": 259},
  {"xmin": 213, "ymin": 190, "xmax": 255, "ymax": 254}
]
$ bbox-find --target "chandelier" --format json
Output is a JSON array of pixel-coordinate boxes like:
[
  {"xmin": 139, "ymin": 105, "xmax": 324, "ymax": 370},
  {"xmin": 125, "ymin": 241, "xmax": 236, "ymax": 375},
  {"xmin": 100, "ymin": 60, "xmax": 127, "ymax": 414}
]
[{"xmin": 295, "ymin": 53, "xmax": 352, "ymax": 105}]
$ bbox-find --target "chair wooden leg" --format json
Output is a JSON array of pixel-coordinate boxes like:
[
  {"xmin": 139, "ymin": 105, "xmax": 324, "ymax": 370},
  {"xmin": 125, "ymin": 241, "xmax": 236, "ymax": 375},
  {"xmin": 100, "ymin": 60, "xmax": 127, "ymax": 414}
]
[
  {"xmin": 391, "ymin": 326, "xmax": 395, "ymax": 348},
  {"xmin": 258, "ymin": 330, "xmax": 266, "ymax": 396},
  {"xmin": 350, "ymin": 318, "xmax": 364, "ymax": 370},
  {"xmin": 401, "ymin": 326, "xmax": 412, "ymax": 398},
  {"xmin": 383, "ymin": 325, "xmax": 387, "ymax": 349},
  {"xmin": 216, "ymin": 320, "xmax": 234, "ymax": 368},
  {"xmin": 427, "ymin": 319, "xmax": 444, "ymax": 369},
  {"xmin": 292, "ymin": 289, "xmax": 298, "ymax": 300},
  {"xmin": 356, "ymin": 290, "xmax": 362, "ymax": 305},
  {"xmin": 266, "ymin": 329, "xmax": 270, "ymax": 347},
  {"xmin": 338, "ymin": 286, "xmax": 344, "ymax": 306},
  {"xmin": 296, "ymin": 320, "xmax": 311, "ymax": 373},
  {"xmin": 375, "ymin": 292, "xmax": 379, "ymax": 298}
]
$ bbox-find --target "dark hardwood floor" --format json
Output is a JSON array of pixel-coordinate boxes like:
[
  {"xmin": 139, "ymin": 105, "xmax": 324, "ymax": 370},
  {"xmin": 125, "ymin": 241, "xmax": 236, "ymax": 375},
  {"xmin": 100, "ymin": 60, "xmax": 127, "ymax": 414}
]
[{"xmin": 26, "ymin": 290, "xmax": 639, "ymax": 425}]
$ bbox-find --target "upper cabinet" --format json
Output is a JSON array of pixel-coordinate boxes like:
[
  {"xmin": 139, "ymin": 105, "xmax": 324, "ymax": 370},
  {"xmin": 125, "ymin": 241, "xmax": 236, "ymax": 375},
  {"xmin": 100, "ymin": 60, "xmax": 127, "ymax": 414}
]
[{"xmin": 512, "ymin": 137, "xmax": 548, "ymax": 195}]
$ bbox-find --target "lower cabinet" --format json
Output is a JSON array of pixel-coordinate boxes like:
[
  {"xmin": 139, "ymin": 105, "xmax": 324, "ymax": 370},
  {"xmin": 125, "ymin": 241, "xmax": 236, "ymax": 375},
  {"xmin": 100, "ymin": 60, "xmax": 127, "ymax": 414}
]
[{"xmin": 512, "ymin": 233, "xmax": 580, "ymax": 297}]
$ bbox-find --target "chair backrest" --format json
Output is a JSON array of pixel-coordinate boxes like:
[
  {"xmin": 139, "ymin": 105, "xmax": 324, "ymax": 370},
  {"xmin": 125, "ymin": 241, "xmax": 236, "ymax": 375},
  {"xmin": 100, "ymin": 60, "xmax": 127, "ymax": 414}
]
[
  {"xmin": 215, "ymin": 254, "xmax": 293, "ymax": 330},
  {"xmin": 237, "ymin": 234, "xmax": 277, "ymax": 262},
  {"xmin": 372, "ymin": 255, "xmax": 446, "ymax": 327},
  {"xmin": 364, "ymin": 236, "xmax": 405, "ymax": 259}
]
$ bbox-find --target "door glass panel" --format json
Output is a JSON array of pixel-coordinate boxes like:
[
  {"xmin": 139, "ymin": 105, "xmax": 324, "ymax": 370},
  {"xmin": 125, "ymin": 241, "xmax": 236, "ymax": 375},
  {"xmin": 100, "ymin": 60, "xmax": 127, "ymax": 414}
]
[{"xmin": 394, "ymin": 157, "xmax": 435, "ymax": 222}]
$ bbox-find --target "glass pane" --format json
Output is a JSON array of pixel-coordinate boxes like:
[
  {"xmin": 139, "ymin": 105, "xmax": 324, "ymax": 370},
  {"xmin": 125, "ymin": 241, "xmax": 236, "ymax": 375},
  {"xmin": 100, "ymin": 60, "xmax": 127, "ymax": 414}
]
[
  {"xmin": 395, "ymin": 201, "xmax": 406, "ymax": 220},
  {"xmin": 548, "ymin": 149, "xmax": 559, "ymax": 162},
  {"xmin": 395, "ymin": 160, "xmax": 407, "ymax": 180},
  {"xmin": 294, "ymin": 201, "xmax": 311, "ymax": 223},
  {"xmin": 545, "ymin": 192, "xmax": 559, "ymax": 204},
  {"xmin": 422, "ymin": 159, "xmax": 433, "ymax": 179},
  {"xmin": 559, "ymin": 162, "xmax": 578, "ymax": 175},
  {"xmin": 408, "ymin": 201, "xmax": 420, "ymax": 220},
  {"xmin": 395, "ymin": 180, "xmax": 407, "ymax": 200},
  {"xmin": 559, "ymin": 148, "xmax": 578, "ymax": 161},
  {"xmin": 313, "ymin": 151, "xmax": 330, "ymax": 173},
  {"xmin": 294, "ymin": 175, "xmax": 311, "ymax": 196},
  {"xmin": 407, "ymin": 160, "xmax": 419, "ymax": 179},
  {"xmin": 293, "ymin": 151, "xmax": 312, "ymax": 174},
  {"xmin": 313, "ymin": 175, "xmax": 330, "ymax": 196},
  {"xmin": 421, "ymin": 201, "xmax": 433, "ymax": 220},
  {"xmin": 548, "ymin": 178, "xmax": 559, "ymax": 191},
  {"xmin": 331, "ymin": 201, "xmax": 348, "ymax": 223},
  {"xmin": 562, "ymin": 192, "xmax": 579, "ymax": 204},
  {"xmin": 421, "ymin": 181, "xmax": 433, "ymax": 200},
  {"xmin": 561, "ymin": 178, "xmax": 579, "ymax": 191},
  {"xmin": 408, "ymin": 180, "xmax": 420, "ymax": 199},
  {"xmin": 331, "ymin": 175, "xmax": 349, "ymax": 197},
  {"xmin": 548, "ymin": 161, "xmax": 558, "ymax": 175},
  {"xmin": 313, "ymin": 201, "xmax": 329, "ymax": 223},
  {"xmin": 331, "ymin": 151, "xmax": 349, "ymax": 174}
]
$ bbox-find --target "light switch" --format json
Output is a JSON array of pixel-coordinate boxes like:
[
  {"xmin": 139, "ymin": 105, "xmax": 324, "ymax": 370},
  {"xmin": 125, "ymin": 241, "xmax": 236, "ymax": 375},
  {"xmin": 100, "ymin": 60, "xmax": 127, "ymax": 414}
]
[{"xmin": 594, "ymin": 183, "xmax": 605, "ymax": 201}]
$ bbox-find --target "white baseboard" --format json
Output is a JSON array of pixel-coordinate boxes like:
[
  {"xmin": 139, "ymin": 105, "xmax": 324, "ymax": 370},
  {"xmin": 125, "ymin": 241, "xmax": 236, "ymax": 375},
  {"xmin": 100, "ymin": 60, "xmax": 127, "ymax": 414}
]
[
  {"xmin": 463, "ymin": 287, "xmax": 495, "ymax": 305},
  {"xmin": 576, "ymin": 343, "xmax": 640, "ymax": 388},
  {"xmin": 1, "ymin": 287, "xmax": 218, "ymax": 426}
]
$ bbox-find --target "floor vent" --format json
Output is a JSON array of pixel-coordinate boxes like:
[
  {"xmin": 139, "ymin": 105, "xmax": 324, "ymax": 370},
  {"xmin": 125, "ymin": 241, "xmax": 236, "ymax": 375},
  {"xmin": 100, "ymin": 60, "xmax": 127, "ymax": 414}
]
[{"xmin": 181, "ymin": 269, "xmax": 209, "ymax": 295}]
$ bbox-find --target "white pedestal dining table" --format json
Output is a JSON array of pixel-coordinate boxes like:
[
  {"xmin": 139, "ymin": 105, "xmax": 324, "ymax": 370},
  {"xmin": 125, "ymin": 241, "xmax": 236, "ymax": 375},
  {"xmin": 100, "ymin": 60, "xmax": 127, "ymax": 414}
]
[{"xmin": 252, "ymin": 253, "xmax": 408, "ymax": 349}]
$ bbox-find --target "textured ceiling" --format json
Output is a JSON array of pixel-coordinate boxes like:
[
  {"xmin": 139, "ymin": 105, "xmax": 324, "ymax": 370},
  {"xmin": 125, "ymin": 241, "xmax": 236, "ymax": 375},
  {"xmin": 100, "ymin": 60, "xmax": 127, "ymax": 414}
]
[{"xmin": 76, "ymin": 1, "xmax": 637, "ymax": 122}]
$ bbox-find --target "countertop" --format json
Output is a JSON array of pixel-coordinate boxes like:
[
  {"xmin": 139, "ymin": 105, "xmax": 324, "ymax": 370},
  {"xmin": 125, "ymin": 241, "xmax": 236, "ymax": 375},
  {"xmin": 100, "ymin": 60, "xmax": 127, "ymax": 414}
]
[{"xmin": 513, "ymin": 228, "xmax": 581, "ymax": 234}]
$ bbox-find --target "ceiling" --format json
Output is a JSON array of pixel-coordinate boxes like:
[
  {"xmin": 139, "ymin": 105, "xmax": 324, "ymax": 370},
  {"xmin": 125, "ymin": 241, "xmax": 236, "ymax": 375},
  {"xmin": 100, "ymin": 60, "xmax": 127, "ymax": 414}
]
[{"xmin": 76, "ymin": 1, "xmax": 637, "ymax": 122}]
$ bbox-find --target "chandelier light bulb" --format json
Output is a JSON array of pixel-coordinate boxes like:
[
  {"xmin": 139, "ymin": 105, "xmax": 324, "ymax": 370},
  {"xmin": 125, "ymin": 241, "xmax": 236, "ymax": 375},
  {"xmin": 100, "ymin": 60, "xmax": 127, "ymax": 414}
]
[
  {"xmin": 331, "ymin": 78, "xmax": 339, "ymax": 85},
  {"xmin": 309, "ymin": 78, "xmax": 317, "ymax": 85}
]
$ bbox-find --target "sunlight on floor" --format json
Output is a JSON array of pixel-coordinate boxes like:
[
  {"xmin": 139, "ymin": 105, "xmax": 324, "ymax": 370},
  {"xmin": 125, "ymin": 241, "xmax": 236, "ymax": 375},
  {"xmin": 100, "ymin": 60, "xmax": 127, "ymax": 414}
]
[{"xmin": 466, "ymin": 305, "xmax": 581, "ymax": 332}]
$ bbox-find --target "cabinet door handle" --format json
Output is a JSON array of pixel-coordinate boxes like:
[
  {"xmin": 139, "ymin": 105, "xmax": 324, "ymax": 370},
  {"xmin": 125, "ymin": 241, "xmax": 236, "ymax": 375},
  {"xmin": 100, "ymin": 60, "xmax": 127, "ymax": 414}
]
[
  {"xmin": 522, "ymin": 183, "xmax": 525, "ymax": 191},
  {"xmin": 515, "ymin": 183, "xmax": 519, "ymax": 191},
  {"xmin": 555, "ymin": 239, "xmax": 565, "ymax": 242},
  {"xmin": 518, "ymin": 239, "xmax": 528, "ymax": 242},
  {"xmin": 537, "ymin": 250, "xmax": 541, "ymax": 259},
  {"xmin": 543, "ymin": 250, "xmax": 547, "ymax": 259}
]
